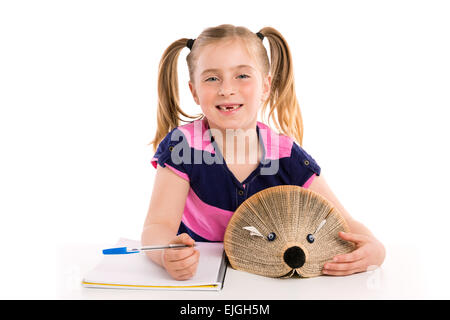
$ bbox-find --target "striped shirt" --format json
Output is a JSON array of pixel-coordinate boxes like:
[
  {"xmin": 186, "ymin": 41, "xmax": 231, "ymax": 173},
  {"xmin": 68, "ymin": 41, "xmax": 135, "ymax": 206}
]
[{"xmin": 151, "ymin": 118, "xmax": 321, "ymax": 242}]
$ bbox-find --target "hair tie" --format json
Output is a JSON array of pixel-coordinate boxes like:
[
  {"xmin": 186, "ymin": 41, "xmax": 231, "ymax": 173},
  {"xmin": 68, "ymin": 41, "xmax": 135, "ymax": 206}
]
[
  {"xmin": 186, "ymin": 38, "xmax": 195, "ymax": 50},
  {"xmin": 256, "ymin": 32, "xmax": 264, "ymax": 41}
]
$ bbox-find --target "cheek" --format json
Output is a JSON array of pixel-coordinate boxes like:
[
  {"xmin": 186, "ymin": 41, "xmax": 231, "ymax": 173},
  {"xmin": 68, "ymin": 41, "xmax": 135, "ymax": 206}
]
[
  {"xmin": 240, "ymin": 82, "xmax": 262, "ymax": 103},
  {"xmin": 197, "ymin": 85, "xmax": 216, "ymax": 104}
]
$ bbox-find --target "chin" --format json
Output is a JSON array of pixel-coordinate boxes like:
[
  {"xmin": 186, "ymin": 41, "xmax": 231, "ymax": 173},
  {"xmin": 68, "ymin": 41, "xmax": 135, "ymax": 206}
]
[
  {"xmin": 213, "ymin": 120, "xmax": 255, "ymax": 132},
  {"xmin": 210, "ymin": 115, "xmax": 257, "ymax": 130}
]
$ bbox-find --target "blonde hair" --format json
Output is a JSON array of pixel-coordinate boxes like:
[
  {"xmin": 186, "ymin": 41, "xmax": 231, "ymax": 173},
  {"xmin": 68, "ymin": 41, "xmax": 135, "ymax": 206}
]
[{"xmin": 151, "ymin": 24, "xmax": 304, "ymax": 151}]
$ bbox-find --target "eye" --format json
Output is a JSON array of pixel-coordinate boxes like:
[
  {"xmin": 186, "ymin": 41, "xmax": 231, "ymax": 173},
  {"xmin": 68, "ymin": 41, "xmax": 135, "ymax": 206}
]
[
  {"xmin": 205, "ymin": 76, "xmax": 219, "ymax": 82},
  {"xmin": 267, "ymin": 232, "xmax": 276, "ymax": 241},
  {"xmin": 237, "ymin": 74, "xmax": 250, "ymax": 79},
  {"xmin": 306, "ymin": 219, "xmax": 327, "ymax": 244},
  {"xmin": 306, "ymin": 234, "xmax": 315, "ymax": 243}
]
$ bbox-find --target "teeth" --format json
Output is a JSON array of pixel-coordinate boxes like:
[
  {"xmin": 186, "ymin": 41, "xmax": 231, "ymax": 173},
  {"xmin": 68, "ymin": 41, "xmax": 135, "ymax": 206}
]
[{"xmin": 217, "ymin": 104, "xmax": 242, "ymax": 111}]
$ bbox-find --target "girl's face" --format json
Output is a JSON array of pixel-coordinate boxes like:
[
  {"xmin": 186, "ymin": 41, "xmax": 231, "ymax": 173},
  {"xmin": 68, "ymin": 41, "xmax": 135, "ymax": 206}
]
[{"xmin": 189, "ymin": 38, "xmax": 271, "ymax": 133}]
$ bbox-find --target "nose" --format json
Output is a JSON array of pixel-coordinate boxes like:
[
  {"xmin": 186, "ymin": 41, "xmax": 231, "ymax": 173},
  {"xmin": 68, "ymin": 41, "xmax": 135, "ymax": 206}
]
[
  {"xmin": 283, "ymin": 246, "xmax": 306, "ymax": 269},
  {"xmin": 218, "ymin": 80, "xmax": 235, "ymax": 96}
]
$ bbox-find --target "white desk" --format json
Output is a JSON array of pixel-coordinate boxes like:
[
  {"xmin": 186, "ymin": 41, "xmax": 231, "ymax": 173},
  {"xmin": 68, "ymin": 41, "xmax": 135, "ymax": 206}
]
[{"xmin": 54, "ymin": 242, "xmax": 444, "ymax": 300}]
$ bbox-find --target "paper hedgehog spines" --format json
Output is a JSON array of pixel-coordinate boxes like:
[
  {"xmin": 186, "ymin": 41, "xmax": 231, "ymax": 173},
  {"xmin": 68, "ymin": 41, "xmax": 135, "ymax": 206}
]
[{"xmin": 224, "ymin": 185, "xmax": 355, "ymax": 278}]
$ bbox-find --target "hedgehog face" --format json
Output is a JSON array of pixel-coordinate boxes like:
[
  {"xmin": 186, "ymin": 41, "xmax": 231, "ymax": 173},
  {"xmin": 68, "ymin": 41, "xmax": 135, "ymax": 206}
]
[
  {"xmin": 224, "ymin": 185, "xmax": 355, "ymax": 278},
  {"xmin": 239, "ymin": 222, "xmax": 340, "ymax": 278}
]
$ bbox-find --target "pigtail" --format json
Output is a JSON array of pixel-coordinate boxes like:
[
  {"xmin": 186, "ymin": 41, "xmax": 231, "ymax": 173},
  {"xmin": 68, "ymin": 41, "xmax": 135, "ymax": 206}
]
[
  {"xmin": 150, "ymin": 39, "xmax": 201, "ymax": 152},
  {"xmin": 258, "ymin": 27, "xmax": 304, "ymax": 146}
]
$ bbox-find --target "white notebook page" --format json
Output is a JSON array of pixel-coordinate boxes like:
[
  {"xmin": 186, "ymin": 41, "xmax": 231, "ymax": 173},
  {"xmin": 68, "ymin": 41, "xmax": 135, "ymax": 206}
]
[{"xmin": 82, "ymin": 238, "xmax": 226, "ymax": 290}]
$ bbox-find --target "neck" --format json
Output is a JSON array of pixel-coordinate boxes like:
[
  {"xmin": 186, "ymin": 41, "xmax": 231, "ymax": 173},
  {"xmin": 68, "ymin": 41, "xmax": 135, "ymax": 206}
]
[{"xmin": 206, "ymin": 120, "xmax": 261, "ymax": 165}]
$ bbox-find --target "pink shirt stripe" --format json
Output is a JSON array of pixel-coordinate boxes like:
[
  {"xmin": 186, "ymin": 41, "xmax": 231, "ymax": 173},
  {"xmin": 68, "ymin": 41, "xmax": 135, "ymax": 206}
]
[
  {"xmin": 177, "ymin": 119, "xmax": 215, "ymax": 154},
  {"xmin": 151, "ymin": 158, "xmax": 190, "ymax": 182},
  {"xmin": 181, "ymin": 188, "xmax": 234, "ymax": 241},
  {"xmin": 302, "ymin": 173, "xmax": 316, "ymax": 188},
  {"xmin": 256, "ymin": 121, "xmax": 293, "ymax": 159}
]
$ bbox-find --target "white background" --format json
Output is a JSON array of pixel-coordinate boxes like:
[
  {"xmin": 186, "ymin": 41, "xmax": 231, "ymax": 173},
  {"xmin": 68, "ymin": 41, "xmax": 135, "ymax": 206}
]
[{"xmin": 0, "ymin": 0, "xmax": 449, "ymax": 299}]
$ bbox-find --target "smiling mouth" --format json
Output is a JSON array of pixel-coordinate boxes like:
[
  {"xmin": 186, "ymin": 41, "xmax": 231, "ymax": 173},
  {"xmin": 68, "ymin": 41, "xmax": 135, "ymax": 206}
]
[{"xmin": 216, "ymin": 104, "xmax": 243, "ymax": 111}]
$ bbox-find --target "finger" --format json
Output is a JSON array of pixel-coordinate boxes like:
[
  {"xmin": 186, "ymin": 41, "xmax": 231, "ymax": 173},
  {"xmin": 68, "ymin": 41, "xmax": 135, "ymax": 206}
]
[
  {"xmin": 323, "ymin": 259, "xmax": 366, "ymax": 272},
  {"xmin": 171, "ymin": 258, "xmax": 199, "ymax": 280},
  {"xmin": 172, "ymin": 267, "xmax": 197, "ymax": 280},
  {"xmin": 332, "ymin": 246, "xmax": 367, "ymax": 263},
  {"xmin": 174, "ymin": 270, "xmax": 196, "ymax": 281},
  {"xmin": 322, "ymin": 267, "xmax": 366, "ymax": 276},
  {"xmin": 175, "ymin": 260, "xmax": 199, "ymax": 278},
  {"xmin": 164, "ymin": 247, "xmax": 195, "ymax": 262},
  {"xmin": 338, "ymin": 231, "xmax": 369, "ymax": 244},
  {"xmin": 171, "ymin": 233, "xmax": 195, "ymax": 246},
  {"xmin": 172, "ymin": 250, "xmax": 200, "ymax": 272},
  {"xmin": 165, "ymin": 250, "xmax": 198, "ymax": 270},
  {"xmin": 169, "ymin": 267, "xmax": 193, "ymax": 281}
]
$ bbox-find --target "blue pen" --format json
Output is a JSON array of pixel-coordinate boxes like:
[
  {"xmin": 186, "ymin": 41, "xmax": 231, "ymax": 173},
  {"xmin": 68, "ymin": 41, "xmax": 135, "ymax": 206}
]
[{"xmin": 102, "ymin": 244, "xmax": 195, "ymax": 255}]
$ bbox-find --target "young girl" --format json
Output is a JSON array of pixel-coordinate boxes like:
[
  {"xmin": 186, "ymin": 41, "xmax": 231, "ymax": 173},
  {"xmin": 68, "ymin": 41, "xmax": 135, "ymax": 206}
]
[{"xmin": 142, "ymin": 24, "xmax": 385, "ymax": 281}]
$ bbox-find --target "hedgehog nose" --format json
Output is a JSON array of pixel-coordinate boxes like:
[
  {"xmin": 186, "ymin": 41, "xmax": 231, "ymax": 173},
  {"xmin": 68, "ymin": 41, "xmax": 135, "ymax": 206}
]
[{"xmin": 283, "ymin": 246, "xmax": 306, "ymax": 269}]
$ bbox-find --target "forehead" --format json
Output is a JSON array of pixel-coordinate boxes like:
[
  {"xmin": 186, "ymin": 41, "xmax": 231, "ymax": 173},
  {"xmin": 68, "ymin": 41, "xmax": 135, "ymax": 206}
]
[{"xmin": 195, "ymin": 38, "xmax": 260, "ymax": 75}]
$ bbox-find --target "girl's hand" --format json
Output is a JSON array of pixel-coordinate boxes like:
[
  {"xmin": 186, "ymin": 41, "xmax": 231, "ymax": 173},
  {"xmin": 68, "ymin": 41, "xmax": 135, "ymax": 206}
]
[
  {"xmin": 161, "ymin": 233, "xmax": 200, "ymax": 281},
  {"xmin": 322, "ymin": 231, "xmax": 386, "ymax": 276}
]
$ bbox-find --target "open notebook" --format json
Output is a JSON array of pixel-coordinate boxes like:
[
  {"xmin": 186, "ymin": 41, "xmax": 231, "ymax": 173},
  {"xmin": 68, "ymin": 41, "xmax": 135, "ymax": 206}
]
[{"xmin": 82, "ymin": 238, "xmax": 227, "ymax": 291}]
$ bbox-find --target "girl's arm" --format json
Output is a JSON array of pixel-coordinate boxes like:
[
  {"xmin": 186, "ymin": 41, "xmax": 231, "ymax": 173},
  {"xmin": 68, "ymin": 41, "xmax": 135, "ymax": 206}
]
[
  {"xmin": 308, "ymin": 175, "xmax": 386, "ymax": 276},
  {"xmin": 141, "ymin": 165, "xmax": 199, "ymax": 280}
]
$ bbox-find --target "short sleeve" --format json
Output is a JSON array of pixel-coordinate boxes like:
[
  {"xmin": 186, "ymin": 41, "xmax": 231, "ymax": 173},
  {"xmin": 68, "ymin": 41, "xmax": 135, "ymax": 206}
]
[
  {"xmin": 289, "ymin": 142, "xmax": 321, "ymax": 188},
  {"xmin": 151, "ymin": 128, "xmax": 191, "ymax": 182}
]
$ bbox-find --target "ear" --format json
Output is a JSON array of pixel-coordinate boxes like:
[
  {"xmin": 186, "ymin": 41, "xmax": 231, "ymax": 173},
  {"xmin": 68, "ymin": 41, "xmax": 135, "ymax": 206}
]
[
  {"xmin": 188, "ymin": 81, "xmax": 200, "ymax": 105},
  {"xmin": 261, "ymin": 73, "xmax": 272, "ymax": 102},
  {"xmin": 243, "ymin": 226, "xmax": 264, "ymax": 238}
]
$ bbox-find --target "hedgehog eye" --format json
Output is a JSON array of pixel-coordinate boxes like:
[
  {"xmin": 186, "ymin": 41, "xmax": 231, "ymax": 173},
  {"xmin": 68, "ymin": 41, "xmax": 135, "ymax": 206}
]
[
  {"xmin": 306, "ymin": 219, "xmax": 327, "ymax": 244},
  {"xmin": 267, "ymin": 232, "xmax": 276, "ymax": 241}
]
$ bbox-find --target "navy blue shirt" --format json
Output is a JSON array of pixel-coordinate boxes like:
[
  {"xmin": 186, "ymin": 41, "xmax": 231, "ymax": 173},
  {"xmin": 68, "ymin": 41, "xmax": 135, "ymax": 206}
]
[{"xmin": 151, "ymin": 118, "xmax": 321, "ymax": 242}]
